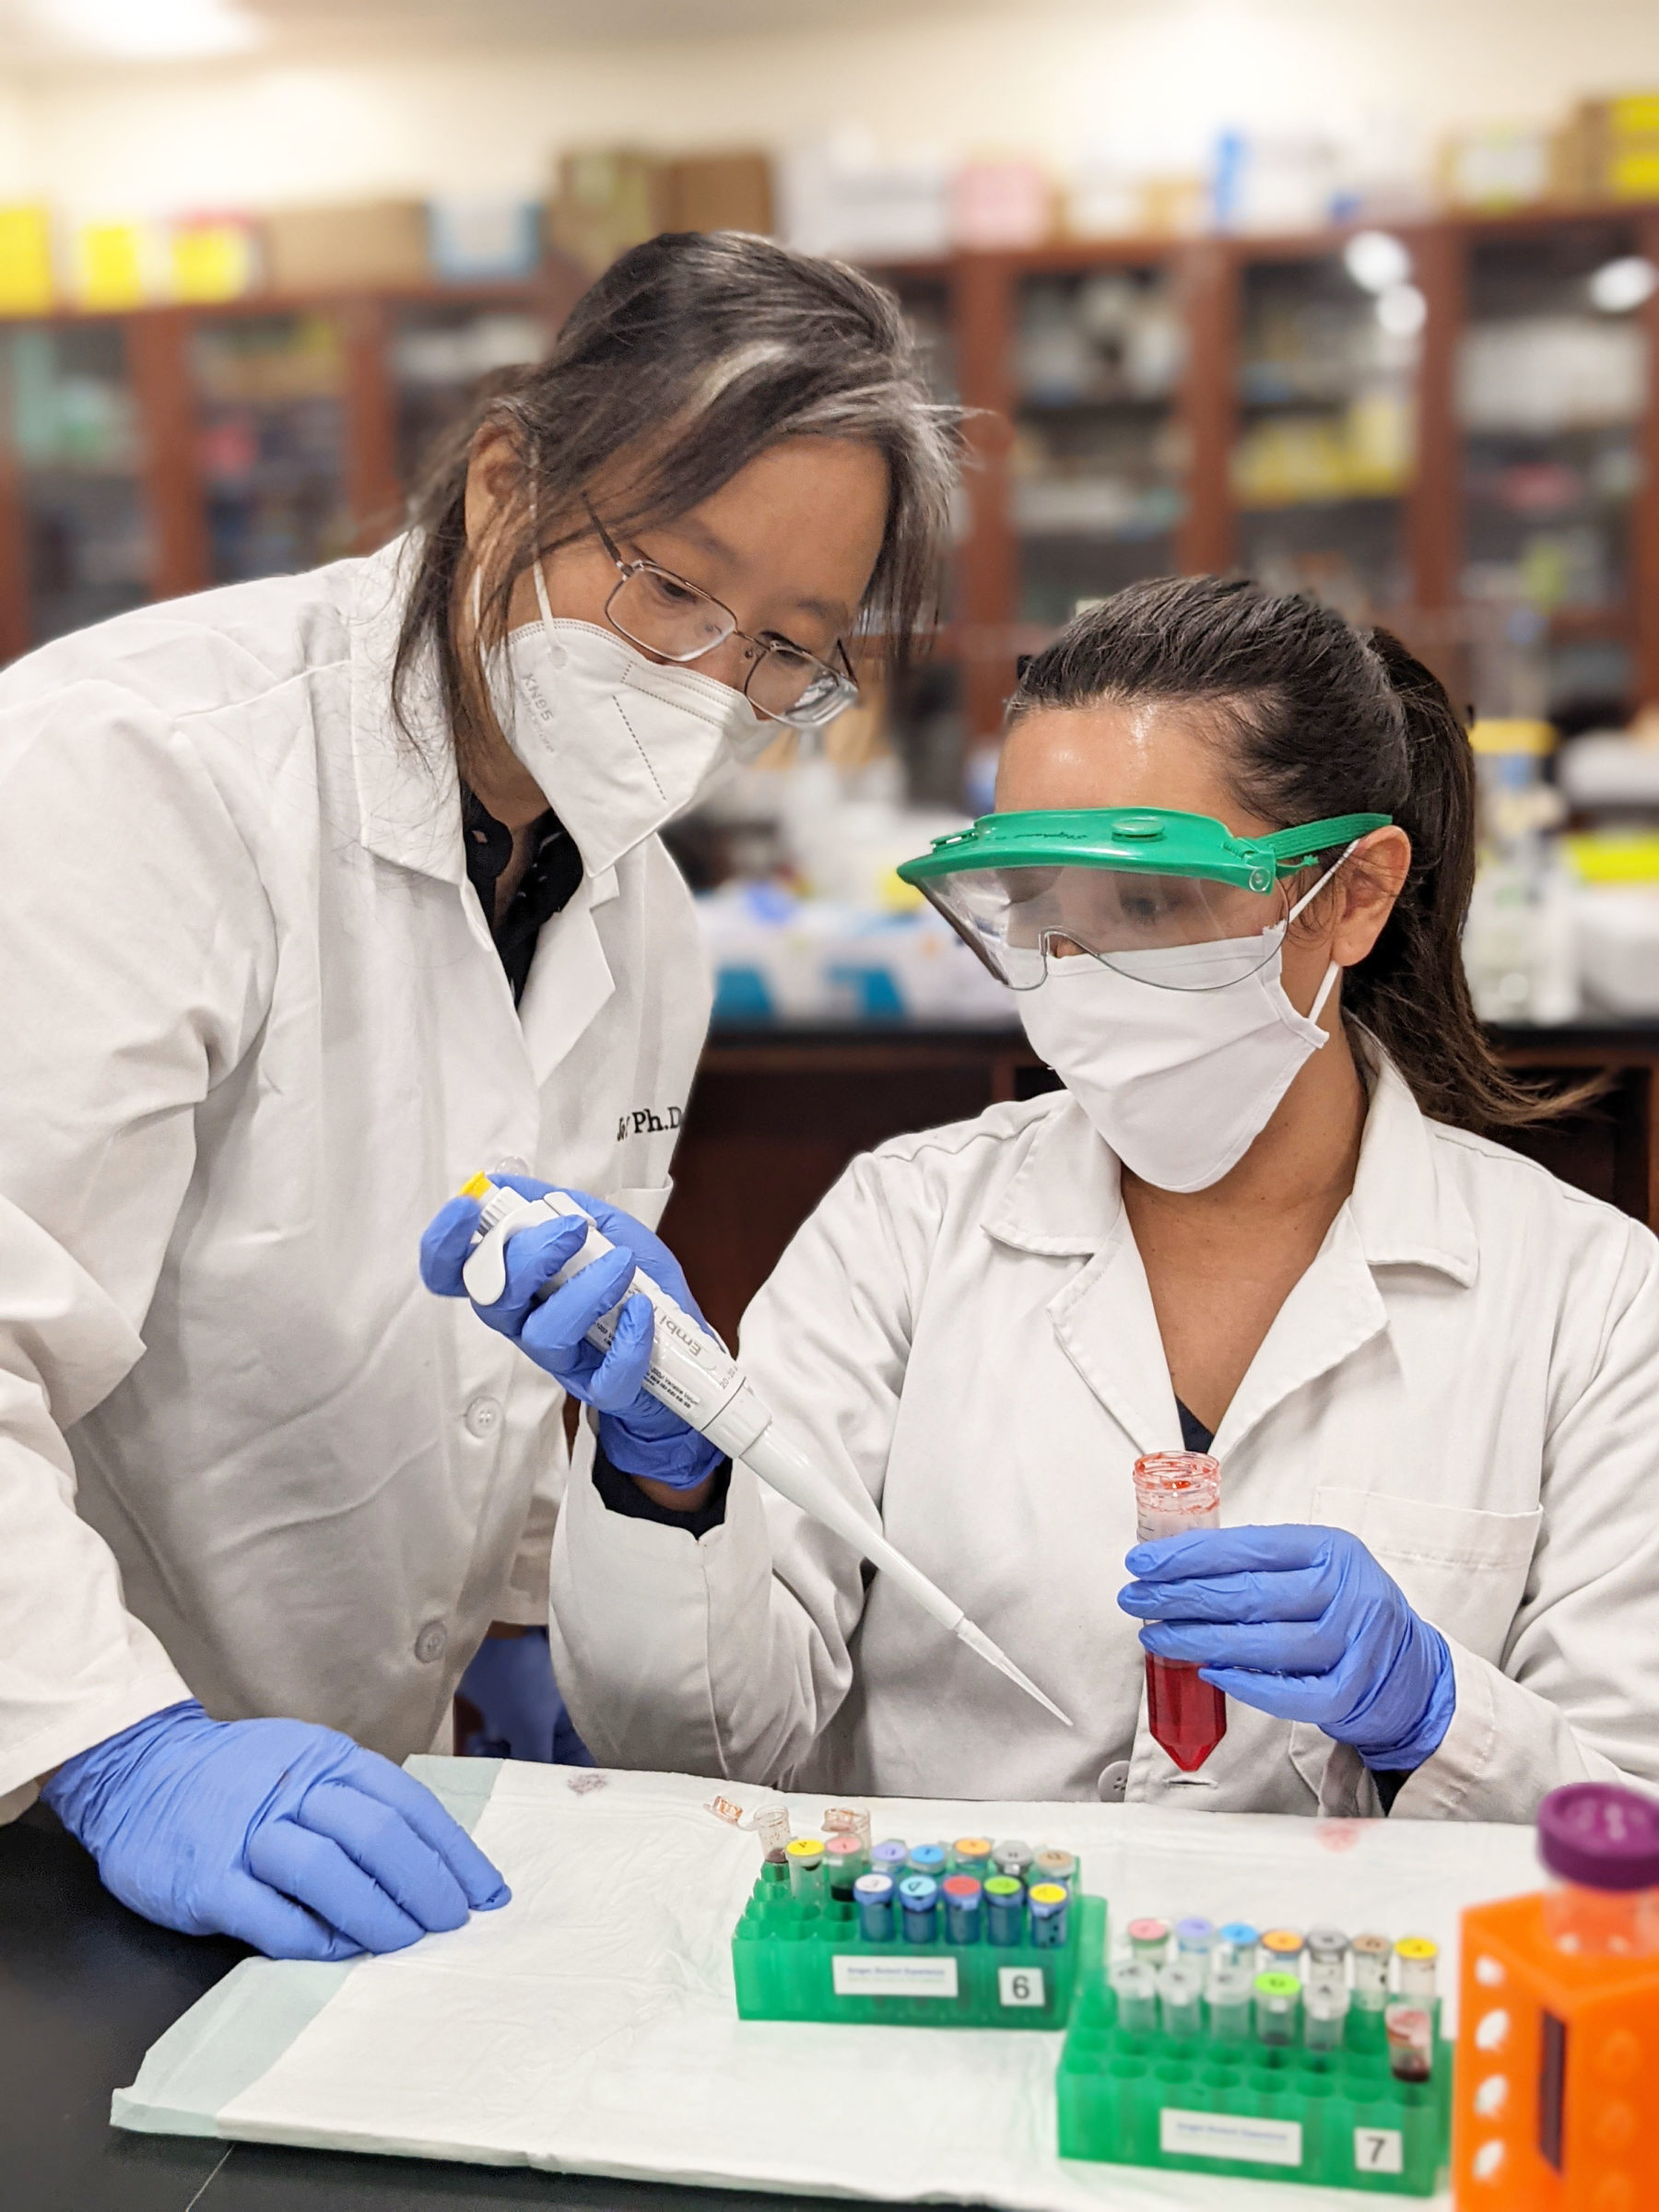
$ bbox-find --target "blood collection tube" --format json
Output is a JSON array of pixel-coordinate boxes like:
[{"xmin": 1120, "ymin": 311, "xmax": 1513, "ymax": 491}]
[
  {"xmin": 1216, "ymin": 1921, "xmax": 1259, "ymax": 1967},
  {"xmin": 785, "ymin": 1837, "xmax": 827, "ymax": 1903},
  {"xmin": 1111, "ymin": 1959, "xmax": 1159, "ymax": 2034},
  {"xmin": 1029, "ymin": 1882, "xmax": 1069, "ymax": 1947},
  {"xmin": 824, "ymin": 1834, "xmax": 867, "ymax": 1899},
  {"xmin": 1253, "ymin": 1971, "xmax": 1301, "ymax": 2046},
  {"xmin": 907, "ymin": 1842, "xmax": 947, "ymax": 1878},
  {"xmin": 1259, "ymin": 1927, "xmax": 1304, "ymax": 1975},
  {"xmin": 1305, "ymin": 1927, "xmax": 1349, "ymax": 1992},
  {"xmin": 1304, "ymin": 1983, "xmax": 1350, "ymax": 2052},
  {"xmin": 1206, "ymin": 1960, "xmax": 1253, "ymax": 2042},
  {"xmin": 871, "ymin": 1839, "xmax": 909, "ymax": 1884},
  {"xmin": 1033, "ymin": 1847, "xmax": 1077, "ymax": 1891},
  {"xmin": 1158, "ymin": 1959, "xmax": 1205, "ymax": 2038},
  {"xmin": 1174, "ymin": 1916, "xmax": 1215, "ymax": 1959},
  {"xmin": 991, "ymin": 1841, "xmax": 1034, "ymax": 1883},
  {"xmin": 1351, "ymin": 1932, "xmax": 1392, "ymax": 2010},
  {"xmin": 942, "ymin": 1875, "xmax": 983, "ymax": 1945},
  {"xmin": 1126, "ymin": 1915, "xmax": 1171, "ymax": 1963},
  {"xmin": 899, "ymin": 1874, "xmax": 939, "ymax": 1943},
  {"xmin": 951, "ymin": 1836, "xmax": 993, "ymax": 1874},
  {"xmin": 980, "ymin": 1875, "xmax": 1021, "ymax": 1946},
  {"xmin": 854, "ymin": 1872, "xmax": 895, "ymax": 1942},
  {"xmin": 1385, "ymin": 2002, "xmax": 1433, "ymax": 2082},
  {"xmin": 1131, "ymin": 1452, "xmax": 1227, "ymax": 1772},
  {"xmin": 1394, "ymin": 1936, "xmax": 1439, "ymax": 2000}
]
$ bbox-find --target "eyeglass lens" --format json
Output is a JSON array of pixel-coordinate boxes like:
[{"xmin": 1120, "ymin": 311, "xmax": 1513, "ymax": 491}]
[{"xmin": 607, "ymin": 566, "xmax": 852, "ymax": 724}]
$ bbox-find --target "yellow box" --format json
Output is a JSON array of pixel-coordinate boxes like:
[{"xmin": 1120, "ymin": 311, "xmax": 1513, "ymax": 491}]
[
  {"xmin": 0, "ymin": 206, "xmax": 53, "ymax": 314},
  {"xmin": 171, "ymin": 217, "xmax": 261, "ymax": 303},
  {"xmin": 72, "ymin": 220, "xmax": 149, "ymax": 309}
]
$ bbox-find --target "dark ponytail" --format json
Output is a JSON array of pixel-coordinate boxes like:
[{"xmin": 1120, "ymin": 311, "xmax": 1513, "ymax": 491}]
[{"xmin": 1008, "ymin": 574, "xmax": 1574, "ymax": 1135}]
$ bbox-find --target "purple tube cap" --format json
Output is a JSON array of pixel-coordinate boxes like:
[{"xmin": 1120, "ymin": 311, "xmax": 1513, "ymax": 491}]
[{"xmin": 1537, "ymin": 1783, "xmax": 1659, "ymax": 1892}]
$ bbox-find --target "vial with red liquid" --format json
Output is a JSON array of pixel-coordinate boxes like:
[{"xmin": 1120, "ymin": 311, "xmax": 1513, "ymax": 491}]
[{"xmin": 1131, "ymin": 1450, "xmax": 1227, "ymax": 1772}]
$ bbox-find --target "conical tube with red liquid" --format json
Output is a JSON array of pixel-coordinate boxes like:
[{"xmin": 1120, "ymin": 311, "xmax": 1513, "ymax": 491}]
[{"xmin": 1131, "ymin": 1451, "xmax": 1226, "ymax": 1772}]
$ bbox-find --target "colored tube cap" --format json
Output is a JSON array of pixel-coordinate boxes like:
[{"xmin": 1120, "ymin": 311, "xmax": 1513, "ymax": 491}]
[
  {"xmin": 1260, "ymin": 1928, "xmax": 1303, "ymax": 1957},
  {"xmin": 1254, "ymin": 1971, "xmax": 1301, "ymax": 2000},
  {"xmin": 1537, "ymin": 1783, "xmax": 1659, "ymax": 1891},
  {"xmin": 1028, "ymin": 1882, "xmax": 1068, "ymax": 1912},
  {"xmin": 853, "ymin": 1873, "xmax": 893, "ymax": 1900},
  {"xmin": 907, "ymin": 1843, "xmax": 947, "ymax": 1873},
  {"xmin": 898, "ymin": 1875, "xmax": 939, "ymax": 1908},
  {"xmin": 1218, "ymin": 1921, "xmax": 1259, "ymax": 1947},
  {"xmin": 942, "ymin": 1875, "xmax": 982, "ymax": 1902},
  {"xmin": 983, "ymin": 1876, "xmax": 1023, "ymax": 1901},
  {"xmin": 785, "ymin": 1837, "xmax": 826, "ymax": 1865},
  {"xmin": 1174, "ymin": 1916, "xmax": 1215, "ymax": 1947}
]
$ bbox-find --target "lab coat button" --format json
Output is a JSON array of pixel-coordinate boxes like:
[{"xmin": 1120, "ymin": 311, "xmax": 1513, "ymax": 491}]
[
  {"xmin": 414, "ymin": 1620, "xmax": 448, "ymax": 1665},
  {"xmin": 465, "ymin": 1394, "xmax": 502, "ymax": 1438},
  {"xmin": 1097, "ymin": 1759, "xmax": 1130, "ymax": 1802}
]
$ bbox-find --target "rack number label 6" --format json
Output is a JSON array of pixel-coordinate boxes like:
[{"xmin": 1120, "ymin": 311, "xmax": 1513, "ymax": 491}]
[
  {"xmin": 1354, "ymin": 2127, "xmax": 1404, "ymax": 2175},
  {"xmin": 998, "ymin": 1967, "xmax": 1046, "ymax": 2008}
]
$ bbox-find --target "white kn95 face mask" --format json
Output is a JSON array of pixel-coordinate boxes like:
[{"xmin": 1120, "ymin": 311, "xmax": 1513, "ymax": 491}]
[
  {"xmin": 1016, "ymin": 859, "xmax": 1349, "ymax": 1193},
  {"xmin": 480, "ymin": 561, "xmax": 773, "ymax": 878}
]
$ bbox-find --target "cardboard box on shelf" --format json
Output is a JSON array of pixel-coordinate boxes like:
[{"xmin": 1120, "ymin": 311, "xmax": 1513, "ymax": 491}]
[
  {"xmin": 1438, "ymin": 123, "xmax": 1556, "ymax": 211},
  {"xmin": 428, "ymin": 197, "xmax": 543, "ymax": 283},
  {"xmin": 665, "ymin": 153, "xmax": 772, "ymax": 239},
  {"xmin": 1559, "ymin": 95, "xmax": 1659, "ymax": 202},
  {"xmin": 265, "ymin": 200, "xmax": 429, "ymax": 293},
  {"xmin": 171, "ymin": 215, "xmax": 262, "ymax": 303},
  {"xmin": 548, "ymin": 147, "xmax": 774, "ymax": 276}
]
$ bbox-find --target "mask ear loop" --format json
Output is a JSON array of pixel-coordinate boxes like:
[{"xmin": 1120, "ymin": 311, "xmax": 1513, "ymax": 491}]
[{"xmin": 1284, "ymin": 837, "xmax": 1361, "ymax": 1029}]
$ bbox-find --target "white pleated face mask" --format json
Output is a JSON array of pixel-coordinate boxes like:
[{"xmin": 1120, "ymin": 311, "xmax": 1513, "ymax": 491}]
[
  {"xmin": 479, "ymin": 562, "xmax": 771, "ymax": 878},
  {"xmin": 1015, "ymin": 858, "xmax": 1348, "ymax": 1193}
]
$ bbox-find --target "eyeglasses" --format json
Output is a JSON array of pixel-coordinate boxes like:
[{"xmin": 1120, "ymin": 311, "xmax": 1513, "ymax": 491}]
[{"xmin": 585, "ymin": 502, "xmax": 860, "ymax": 730}]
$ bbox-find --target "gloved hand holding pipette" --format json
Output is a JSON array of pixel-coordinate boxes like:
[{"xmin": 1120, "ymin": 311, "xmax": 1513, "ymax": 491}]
[
  {"xmin": 421, "ymin": 1177, "xmax": 724, "ymax": 1489},
  {"xmin": 1117, "ymin": 1524, "xmax": 1455, "ymax": 1771},
  {"xmin": 420, "ymin": 1175, "xmax": 1071, "ymax": 1728}
]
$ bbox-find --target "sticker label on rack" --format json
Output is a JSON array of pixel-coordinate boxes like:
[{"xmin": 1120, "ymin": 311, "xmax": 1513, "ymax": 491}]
[
  {"xmin": 997, "ymin": 1966, "xmax": 1046, "ymax": 2008},
  {"xmin": 1160, "ymin": 2110, "xmax": 1303, "ymax": 2167},
  {"xmin": 832, "ymin": 1955, "xmax": 959, "ymax": 1998},
  {"xmin": 1354, "ymin": 2127, "xmax": 1404, "ymax": 2175}
]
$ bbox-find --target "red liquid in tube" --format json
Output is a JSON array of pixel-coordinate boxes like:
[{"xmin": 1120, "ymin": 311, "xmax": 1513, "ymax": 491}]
[{"xmin": 1131, "ymin": 1451, "xmax": 1227, "ymax": 1773}]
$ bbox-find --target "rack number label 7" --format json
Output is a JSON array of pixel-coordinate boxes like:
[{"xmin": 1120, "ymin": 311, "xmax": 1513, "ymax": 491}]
[
  {"xmin": 998, "ymin": 1967, "xmax": 1046, "ymax": 2007},
  {"xmin": 1354, "ymin": 2127, "xmax": 1404, "ymax": 2175}
]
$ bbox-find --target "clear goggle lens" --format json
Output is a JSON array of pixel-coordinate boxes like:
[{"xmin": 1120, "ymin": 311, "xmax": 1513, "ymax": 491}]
[{"xmin": 923, "ymin": 865, "xmax": 1294, "ymax": 992}]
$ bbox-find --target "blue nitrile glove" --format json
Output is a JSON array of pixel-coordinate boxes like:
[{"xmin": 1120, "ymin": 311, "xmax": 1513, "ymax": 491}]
[
  {"xmin": 457, "ymin": 1627, "xmax": 594, "ymax": 1767},
  {"xmin": 1117, "ymin": 1525, "xmax": 1455, "ymax": 1771},
  {"xmin": 41, "ymin": 1700, "xmax": 509, "ymax": 1959},
  {"xmin": 419, "ymin": 1176, "xmax": 724, "ymax": 1490}
]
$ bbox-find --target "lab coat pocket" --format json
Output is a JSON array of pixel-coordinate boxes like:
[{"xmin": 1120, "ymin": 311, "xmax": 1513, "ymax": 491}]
[
  {"xmin": 607, "ymin": 1182, "xmax": 674, "ymax": 1232},
  {"xmin": 1311, "ymin": 1485, "xmax": 1543, "ymax": 1661}
]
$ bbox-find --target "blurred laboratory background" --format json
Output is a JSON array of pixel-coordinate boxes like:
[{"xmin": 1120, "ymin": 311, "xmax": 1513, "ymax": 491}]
[{"xmin": 5, "ymin": 0, "xmax": 1659, "ymax": 1324}]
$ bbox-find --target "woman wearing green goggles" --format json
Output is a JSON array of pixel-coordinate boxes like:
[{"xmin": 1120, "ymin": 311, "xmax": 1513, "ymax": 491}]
[{"xmin": 530, "ymin": 575, "xmax": 1653, "ymax": 1833}]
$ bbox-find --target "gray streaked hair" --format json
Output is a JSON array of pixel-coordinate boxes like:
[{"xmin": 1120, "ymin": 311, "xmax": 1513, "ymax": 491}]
[{"xmin": 394, "ymin": 229, "xmax": 963, "ymax": 759}]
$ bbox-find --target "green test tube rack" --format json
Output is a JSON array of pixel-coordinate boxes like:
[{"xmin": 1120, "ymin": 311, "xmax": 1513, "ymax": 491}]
[
  {"xmin": 732, "ymin": 1865, "xmax": 1102, "ymax": 2030},
  {"xmin": 1056, "ymin": 1971, "xmax": 1452, "ymax": 2195}
]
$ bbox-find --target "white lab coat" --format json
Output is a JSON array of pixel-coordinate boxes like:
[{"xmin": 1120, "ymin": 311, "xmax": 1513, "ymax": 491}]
[
  {"xmin": 549, "ymin": 1055, "xmax": 1659, "ymax": 1820},
  {"xmin": 0, "ymin": 534, "xmax": 710, "ymax": 1813}
]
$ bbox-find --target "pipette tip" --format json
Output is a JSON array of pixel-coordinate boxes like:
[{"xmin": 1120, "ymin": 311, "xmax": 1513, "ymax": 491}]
[{"xmin": 956, "ymin": 1618, "xmax": 1074, "ymax": 1728}]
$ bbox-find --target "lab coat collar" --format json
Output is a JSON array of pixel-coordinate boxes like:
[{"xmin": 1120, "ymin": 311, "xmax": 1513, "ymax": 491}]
[
  {"xmin": 347, "ymin": 534, "xmax": 467, "ymax": 886},
  {"xmin": 1346, "ymin": 1049, "xmax": 1480, "ymax": 1287},
  {"xmin": 982, "ymin": 1093, "xmax": 1124, "ymax": 1260}
]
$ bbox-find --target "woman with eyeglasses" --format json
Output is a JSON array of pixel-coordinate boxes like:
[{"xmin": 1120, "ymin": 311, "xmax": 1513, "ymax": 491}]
[{"xmin": 0, "ymin": 230, "xmax": 959, "ymax": 1958}]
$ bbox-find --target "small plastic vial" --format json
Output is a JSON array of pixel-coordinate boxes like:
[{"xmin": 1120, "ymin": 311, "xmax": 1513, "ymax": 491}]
[
  {"xmin": 983, "ymin": 1875, "xmax": 1025, "ymax": 1947},
  {"xmin": 1126, "ymin": 1915, "xmax": 1171, "ymax": 1963},
  {"xmin": 1215, "ymin": 1920, "xmax": 1260, "ymax": 1968},
  {"xmin": 1033, "ymin": 1847, "xmax": 1077, "ymax": 1890},
  {"xmin": 1132, "ymin": 1452, "xmax": 1228, "ymax": 1772},
  {"xmin": 1029, "ymin": 1881, "xmax": 1069, "ymax": 1947},
  {"xmin": 1394, "ymin": 1936, "xmax": 1439, "ymax": 2000},
  {"xmin": 1111, "ymin": 1958, "xmax": 1159, "ymax": 2035},
  {"xmin": 951, "ymin": 1836, "xmax": 993, "ymax": 1874},
  {"xmin": 824, "ymin": 1833, "xmax": 867, "ymax": 1898},
  {"xmin": 1304, "ymin": 1983, "xmax": 1350, "ymax": 2052},
  {"xmin": 1173, "ymin": 1915, "xmax": 1216, "ymax": 1959},
  {"xmin": 870, "ymin": 1839, "xmax": 909, "ymax": 1884},
  {"xmin": 1537, "ymin": 1782, "xmax": 1659, "ymax": 1958},
  {"xmin": 1351, "ymin": 1932, "xmax": 1392, "ymax": 2010},
  {"xmin": 1158, "ymin": 1959, "xmax": 1206, "ymax": 2039},
  {"xmin": 1385, "ymin": 2002, "xmax": 1433, "ymax": 2083},
  {"xmin": 942, "ymin": 1875, "xmax": 983, "ymax": 1947},
  {"xmin": 1206, "ymin": 1960, "xmax": 1254, "ymax": 2042},
  {"xmin": 1258, "ymin": 1927, "xmax": 1304, "ymax": 1974},
  {"xmin": 907, "ymin": 1842, "xmax": 947, "ymax": 1878},
  {"xmin": 899, "ymin": 1873, "xmax": 939, "ymax": 1943},
  {"xmin": 1253, "ymin": 1970, "xmax": 1302, "ymax": 2046},
  {"xmin": 853, "ymin": 1871, "xmax": 895, "ymax": 1942},
  {"xmin": 991, "ymin": 1840, "xmax": 1034, "ymax": 1883},
  {"xmin": 785, "ymin": 1836, "xmax": 827, "ymax": 1903},
  {"xmin": 1305, "ymin": 1927, "xmax": 1350, "ymax": 1994}
]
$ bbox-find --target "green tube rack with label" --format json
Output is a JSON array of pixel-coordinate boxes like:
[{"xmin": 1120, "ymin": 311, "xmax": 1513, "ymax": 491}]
[
  {"xmin": 1056, "ymin": 1970, "xmax": 1453, "ymax": 2195},
  {"xmin": 731, "ymin": 1862, "xmax": 1101, "ymax": 2030}
]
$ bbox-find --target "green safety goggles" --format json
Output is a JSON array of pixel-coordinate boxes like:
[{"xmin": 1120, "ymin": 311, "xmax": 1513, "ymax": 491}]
[{"xmin": 896, "ymin": 806, "xmax": 1393, "ymax": 992}]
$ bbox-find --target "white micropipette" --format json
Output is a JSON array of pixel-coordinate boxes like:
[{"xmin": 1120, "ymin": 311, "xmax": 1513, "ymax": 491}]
[{"xmin": 459, "ymin": 1177, "xmax": 1072, "ymax": 1729}]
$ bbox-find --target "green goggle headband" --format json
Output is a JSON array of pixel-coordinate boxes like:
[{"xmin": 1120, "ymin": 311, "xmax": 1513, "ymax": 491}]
[{"xmin": 896, "ymin": 806, "xmax": 1394, "ymax": 897}]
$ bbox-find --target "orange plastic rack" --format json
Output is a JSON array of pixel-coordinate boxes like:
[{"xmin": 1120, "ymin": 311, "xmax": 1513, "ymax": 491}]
[{"xmin": 1453, "ymin": 1892, "xmax": 1659, "ymax": 2208}]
